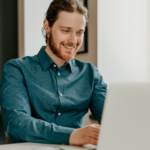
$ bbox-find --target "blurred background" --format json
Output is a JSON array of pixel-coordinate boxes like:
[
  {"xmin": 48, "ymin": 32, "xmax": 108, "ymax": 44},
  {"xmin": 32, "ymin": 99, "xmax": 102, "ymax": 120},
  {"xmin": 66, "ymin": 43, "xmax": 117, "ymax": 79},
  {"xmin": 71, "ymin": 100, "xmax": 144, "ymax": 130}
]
[{"xmin": 0, "ymin": 0, "xmax": 150, "ymax": 144}]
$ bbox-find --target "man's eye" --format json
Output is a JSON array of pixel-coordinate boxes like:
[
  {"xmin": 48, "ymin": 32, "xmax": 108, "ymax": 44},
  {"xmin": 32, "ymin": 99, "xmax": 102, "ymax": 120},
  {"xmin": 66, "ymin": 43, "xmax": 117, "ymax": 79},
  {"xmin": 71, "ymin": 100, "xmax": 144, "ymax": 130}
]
[
  {"xmin": 77, "ymin": 32, "xmax": 83, "ymax": 35},
  {"xmin": 63, "ymin": 30, "xmax": 69, "ymax": 33}
]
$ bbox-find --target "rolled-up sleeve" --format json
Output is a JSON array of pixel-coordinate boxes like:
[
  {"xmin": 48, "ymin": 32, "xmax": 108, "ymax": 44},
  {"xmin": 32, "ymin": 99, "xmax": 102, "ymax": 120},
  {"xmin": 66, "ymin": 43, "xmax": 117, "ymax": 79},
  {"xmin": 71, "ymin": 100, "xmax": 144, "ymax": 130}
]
[
  {"xmin": 0, "ymin": 60, "xmax": 74, "ymax": 144},
  {"xmin": 90, "ymin": 66, "xmax": 107, "ymax": 124}
]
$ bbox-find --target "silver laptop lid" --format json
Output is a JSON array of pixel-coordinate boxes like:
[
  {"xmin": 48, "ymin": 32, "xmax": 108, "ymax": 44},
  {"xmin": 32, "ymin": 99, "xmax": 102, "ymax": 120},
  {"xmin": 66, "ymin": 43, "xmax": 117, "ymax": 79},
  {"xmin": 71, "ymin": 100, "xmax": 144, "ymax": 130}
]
[{"xmin": 97, "ymin": 83, "xmax": 150, "ymax": 150}]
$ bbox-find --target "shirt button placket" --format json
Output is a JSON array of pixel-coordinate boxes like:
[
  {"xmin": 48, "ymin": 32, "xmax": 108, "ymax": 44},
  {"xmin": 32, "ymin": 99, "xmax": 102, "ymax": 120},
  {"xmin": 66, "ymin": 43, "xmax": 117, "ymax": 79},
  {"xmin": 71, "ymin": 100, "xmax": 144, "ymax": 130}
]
[{"xmin": 57, "ymin": 72, "xmax": 63, "ymax": 120}]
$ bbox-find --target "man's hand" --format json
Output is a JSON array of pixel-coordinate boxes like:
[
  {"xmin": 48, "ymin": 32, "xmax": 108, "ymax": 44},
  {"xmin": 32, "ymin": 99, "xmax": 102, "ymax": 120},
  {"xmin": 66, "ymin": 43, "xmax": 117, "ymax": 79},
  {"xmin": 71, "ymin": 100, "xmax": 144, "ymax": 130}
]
[{"xmin": 69, "ymin": 124, "xmax": 100, "ymax": 146}]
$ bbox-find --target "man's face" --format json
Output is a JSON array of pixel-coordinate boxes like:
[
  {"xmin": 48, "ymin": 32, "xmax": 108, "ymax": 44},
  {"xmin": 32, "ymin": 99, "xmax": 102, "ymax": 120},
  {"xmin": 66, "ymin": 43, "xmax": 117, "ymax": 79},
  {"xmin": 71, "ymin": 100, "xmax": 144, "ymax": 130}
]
[{"xmin": 48, "ymin": 11, "xmax": 86, "ymax": 62}]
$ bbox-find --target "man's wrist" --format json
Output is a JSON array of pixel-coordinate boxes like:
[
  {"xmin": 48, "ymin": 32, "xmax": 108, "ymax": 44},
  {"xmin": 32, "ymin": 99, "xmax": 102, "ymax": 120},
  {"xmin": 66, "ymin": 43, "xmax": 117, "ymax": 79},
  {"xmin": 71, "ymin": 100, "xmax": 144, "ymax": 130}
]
[{"xmin": 69, "ymin": 129, "xmax": 77, "ymax": 145}]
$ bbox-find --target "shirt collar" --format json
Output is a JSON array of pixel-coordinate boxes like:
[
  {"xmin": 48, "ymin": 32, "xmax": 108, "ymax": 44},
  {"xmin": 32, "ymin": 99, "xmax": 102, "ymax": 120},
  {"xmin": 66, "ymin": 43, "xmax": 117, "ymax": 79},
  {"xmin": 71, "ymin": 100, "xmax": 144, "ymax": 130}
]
[
  {"xmin": 64, "ymin": 60, "xmax": 74, "ymax": 73},
  {"xmin": 37, "ymin": 46, "xmax": 74, "ymax": 72}
]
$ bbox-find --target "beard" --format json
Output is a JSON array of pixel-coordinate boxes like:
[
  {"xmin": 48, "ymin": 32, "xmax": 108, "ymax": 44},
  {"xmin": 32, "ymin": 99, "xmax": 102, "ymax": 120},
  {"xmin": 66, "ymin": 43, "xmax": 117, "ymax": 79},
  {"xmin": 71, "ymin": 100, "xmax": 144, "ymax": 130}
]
[{"xmin": 48, "ymin": 31, "xmax": 81, "ymax": 62}]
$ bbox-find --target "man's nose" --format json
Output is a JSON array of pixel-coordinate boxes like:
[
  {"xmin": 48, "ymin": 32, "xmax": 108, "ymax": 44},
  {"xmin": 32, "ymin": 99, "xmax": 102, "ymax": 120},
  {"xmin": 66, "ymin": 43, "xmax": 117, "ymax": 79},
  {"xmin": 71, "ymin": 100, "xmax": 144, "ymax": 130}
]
[{"xmin": 68, "ymin": 33, "xmax": 77, "ymax": 44}]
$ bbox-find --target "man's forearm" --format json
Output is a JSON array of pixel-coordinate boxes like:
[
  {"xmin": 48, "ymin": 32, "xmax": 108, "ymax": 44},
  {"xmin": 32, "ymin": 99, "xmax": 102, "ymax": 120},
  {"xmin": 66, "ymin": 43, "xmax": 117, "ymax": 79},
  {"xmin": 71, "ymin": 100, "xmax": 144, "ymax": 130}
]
[{"xmin": 4, "ymin": 112, "xmax": 74, "ymax": 144}]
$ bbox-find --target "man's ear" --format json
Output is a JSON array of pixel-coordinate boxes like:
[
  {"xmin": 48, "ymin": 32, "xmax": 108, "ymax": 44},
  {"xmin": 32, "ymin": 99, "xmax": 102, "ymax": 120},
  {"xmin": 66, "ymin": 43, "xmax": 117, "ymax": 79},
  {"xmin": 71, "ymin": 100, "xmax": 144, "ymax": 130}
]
[{"xmin": 43, "ymin": 19, "xmax": 51, "ymax": 38}]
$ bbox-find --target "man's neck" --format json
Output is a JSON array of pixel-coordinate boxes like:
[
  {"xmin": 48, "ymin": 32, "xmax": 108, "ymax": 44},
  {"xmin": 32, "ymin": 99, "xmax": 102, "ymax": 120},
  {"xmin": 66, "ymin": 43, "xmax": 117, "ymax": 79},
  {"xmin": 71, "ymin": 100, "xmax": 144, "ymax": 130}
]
[{"xmin": 45, "ymin": 45, "xmax": 65, "ymax": 69}]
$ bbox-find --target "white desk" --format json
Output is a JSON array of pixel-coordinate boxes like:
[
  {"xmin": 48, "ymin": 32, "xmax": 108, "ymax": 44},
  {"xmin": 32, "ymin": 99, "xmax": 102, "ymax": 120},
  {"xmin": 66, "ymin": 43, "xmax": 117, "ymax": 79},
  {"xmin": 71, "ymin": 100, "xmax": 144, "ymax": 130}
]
[{"xmin": 0, "ymin": 142, "xmax": 96, "ymax": 150}]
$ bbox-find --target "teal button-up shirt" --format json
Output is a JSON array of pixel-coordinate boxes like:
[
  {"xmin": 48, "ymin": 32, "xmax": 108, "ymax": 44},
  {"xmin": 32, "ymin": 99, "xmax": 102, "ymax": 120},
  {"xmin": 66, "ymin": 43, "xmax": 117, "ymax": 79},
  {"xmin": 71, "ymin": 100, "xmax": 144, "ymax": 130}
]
[{"xmin": 0, "ymin": 46, "xmax": 107, "ymax": 144}]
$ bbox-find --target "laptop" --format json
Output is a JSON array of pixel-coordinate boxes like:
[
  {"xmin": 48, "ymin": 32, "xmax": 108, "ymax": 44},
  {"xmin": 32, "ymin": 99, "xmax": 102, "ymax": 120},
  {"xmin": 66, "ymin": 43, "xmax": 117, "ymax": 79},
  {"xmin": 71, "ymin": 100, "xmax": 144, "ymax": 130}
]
[
  {"xmin": 97, "ymin": 82, "xmax": 150, "ymax": 150},
  {"xmin": 59, "ymin": 82, "xmax": 150, "ymax": 150}
]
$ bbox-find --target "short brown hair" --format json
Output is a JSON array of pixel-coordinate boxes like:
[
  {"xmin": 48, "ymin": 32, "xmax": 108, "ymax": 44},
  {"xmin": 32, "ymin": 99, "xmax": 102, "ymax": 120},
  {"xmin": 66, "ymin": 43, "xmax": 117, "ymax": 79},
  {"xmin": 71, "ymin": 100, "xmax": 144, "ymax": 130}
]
[{"xmin": 42, "ymin": 0, "xmax": 88, "ymax": 43}]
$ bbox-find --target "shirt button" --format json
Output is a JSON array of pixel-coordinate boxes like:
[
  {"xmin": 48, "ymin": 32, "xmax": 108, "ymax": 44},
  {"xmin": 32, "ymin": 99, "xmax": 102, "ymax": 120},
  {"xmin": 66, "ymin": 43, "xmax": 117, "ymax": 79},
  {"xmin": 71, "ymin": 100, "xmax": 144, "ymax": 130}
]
[
  {"xmin": 58, "ymin": 113, "xmax": 61, "ymax": 116},
  {"xmin": 60, "ymin": 93, "xmax": 63, "ymax": 96},
  {"xmin": 58, "ymin": 73, "xmax": 60, "ymax": 76},
  {"xmin": 54, "ymin": 64, "xmax": 56, "ymax": 67}
]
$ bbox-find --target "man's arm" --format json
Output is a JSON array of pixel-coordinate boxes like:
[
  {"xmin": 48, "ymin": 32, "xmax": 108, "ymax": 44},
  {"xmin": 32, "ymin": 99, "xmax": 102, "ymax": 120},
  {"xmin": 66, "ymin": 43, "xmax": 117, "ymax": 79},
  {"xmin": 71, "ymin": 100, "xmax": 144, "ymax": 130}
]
[
  {"xmin": 0, "ymin": 60, "xmax": 74, "ymax": 144},
  {"xmin": 69, "ymin": 66, "xmax": 107, "ymax": 146}
]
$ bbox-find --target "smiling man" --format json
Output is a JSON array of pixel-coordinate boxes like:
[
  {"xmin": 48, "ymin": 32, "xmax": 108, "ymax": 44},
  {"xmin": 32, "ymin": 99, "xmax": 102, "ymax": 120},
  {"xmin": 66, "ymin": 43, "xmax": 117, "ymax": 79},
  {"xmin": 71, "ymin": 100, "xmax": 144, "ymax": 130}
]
[
  {"xmin": 0, "ymin": 0, "xmax": 107, "ymax": 146},
  {"xmin": 44, "ymin": 10, "xmax": 85, "ymax": 68}
]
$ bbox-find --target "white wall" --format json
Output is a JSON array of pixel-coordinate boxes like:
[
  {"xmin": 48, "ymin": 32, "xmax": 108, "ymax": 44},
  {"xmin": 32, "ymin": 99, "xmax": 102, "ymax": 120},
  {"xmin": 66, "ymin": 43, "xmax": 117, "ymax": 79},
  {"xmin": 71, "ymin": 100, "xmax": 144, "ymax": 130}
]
[
  {"xmin": 98, "ymin": 0, "xmax": 150, "ymax": 84},
  {"xmin": 24, "ymin": 0, "xmax": 52, "ymax": 56}
]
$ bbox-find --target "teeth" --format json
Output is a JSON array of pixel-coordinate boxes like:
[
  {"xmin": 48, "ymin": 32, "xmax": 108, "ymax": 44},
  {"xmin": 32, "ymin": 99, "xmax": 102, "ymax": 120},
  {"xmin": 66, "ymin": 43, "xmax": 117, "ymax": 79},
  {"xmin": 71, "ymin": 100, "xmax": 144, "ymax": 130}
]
[
  {"xmin": 63, "ymin": 45, "xmax": 74, "ymax": 49},
  {"xmin": 65, "ymin": 46, "xmax": 74, "ymax": 49}
]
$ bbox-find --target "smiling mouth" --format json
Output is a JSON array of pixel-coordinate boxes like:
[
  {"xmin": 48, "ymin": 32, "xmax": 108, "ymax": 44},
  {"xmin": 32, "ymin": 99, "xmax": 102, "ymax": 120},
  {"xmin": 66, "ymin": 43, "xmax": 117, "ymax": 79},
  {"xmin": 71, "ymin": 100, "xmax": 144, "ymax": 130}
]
[{"xmin": 62, "ymin": 44, "xmax": 75, "ymax": 50}]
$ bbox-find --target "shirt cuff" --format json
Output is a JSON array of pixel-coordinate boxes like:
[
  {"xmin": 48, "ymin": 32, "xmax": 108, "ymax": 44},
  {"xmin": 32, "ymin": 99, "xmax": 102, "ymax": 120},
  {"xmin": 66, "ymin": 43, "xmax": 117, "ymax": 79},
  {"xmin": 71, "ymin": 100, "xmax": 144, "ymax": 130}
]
[{"xmin": 52, "ymin": 125, "xmax": 75, "ymax": 145}]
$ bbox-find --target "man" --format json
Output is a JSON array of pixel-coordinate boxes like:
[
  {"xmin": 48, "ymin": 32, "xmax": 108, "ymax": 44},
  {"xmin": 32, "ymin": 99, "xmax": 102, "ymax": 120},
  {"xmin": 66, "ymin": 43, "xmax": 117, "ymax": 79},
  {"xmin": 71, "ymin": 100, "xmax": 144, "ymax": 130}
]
[{"xmin": 0, "ymin": 0, "xmax": 107, "ymax": 146}]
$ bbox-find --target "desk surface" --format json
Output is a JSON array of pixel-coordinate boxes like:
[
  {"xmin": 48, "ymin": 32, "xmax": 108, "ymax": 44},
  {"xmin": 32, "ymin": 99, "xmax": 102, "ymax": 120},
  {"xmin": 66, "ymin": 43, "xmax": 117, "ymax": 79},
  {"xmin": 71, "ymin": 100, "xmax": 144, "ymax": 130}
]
[{"xmin": 0, "ymin": 142, "xmax": 96, "ymax": 150}]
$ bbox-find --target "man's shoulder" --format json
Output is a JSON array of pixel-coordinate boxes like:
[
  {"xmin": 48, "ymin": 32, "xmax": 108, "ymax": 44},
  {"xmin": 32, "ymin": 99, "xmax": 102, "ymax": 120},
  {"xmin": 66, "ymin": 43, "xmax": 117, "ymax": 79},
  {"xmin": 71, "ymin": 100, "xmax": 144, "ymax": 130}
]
[
  {"xmin": 2, "ymin": 55, "xmax": 40, "ymax": 82},
  {"xmin": 4, "ymin": 55, "xmax": 39, "ymax": 69}
]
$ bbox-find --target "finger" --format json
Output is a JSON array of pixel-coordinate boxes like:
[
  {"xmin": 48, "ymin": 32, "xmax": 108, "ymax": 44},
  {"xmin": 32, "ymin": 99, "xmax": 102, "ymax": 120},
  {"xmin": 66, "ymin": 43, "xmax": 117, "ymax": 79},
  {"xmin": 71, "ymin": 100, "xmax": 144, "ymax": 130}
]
[
  {"xmin": 91, "ymin": 124, "xmax": 101, "ymax": 128},
  {"xmin": 90, "ymin": 124, "xmax": 100, "ymax": 128},
  {"xmin": 86, "ymin": 125, "xmax": 100, "ymax": 133},
  {"xmin": 92, "ymin": 123, "xmax": 101, "ymax": 127},
  {"xmin": 87, "ymin": 132, "xmax": 99, "ymax": 140},
  {"xmin": 85, "ymin": 137, "xmax": 98, "ymax": 146},
  {"xmin": 85, "ymin": 123, "xmax": 100, "ymax": 127}
]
